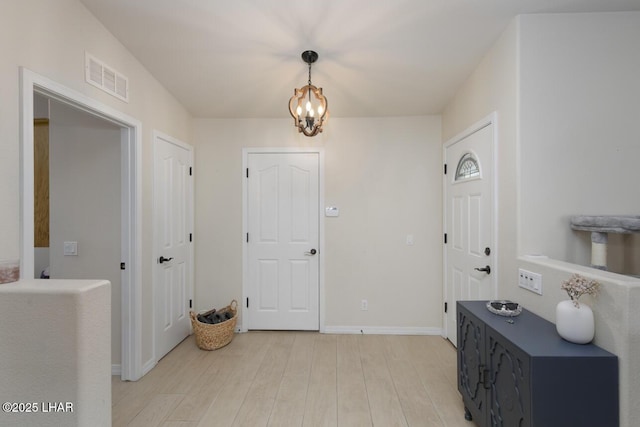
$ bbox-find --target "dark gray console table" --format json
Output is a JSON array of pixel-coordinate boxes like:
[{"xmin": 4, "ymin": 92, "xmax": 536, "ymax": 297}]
[{"xmin": 457, "ymin": 300, "xmax": 618, "ymax": 427}]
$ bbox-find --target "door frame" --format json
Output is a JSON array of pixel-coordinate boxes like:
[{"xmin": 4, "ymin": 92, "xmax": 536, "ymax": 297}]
[
  {"xmin": 241, "ymin": 147, "xmax": 325, "ymax": 332},
  {"xmin": 20, "ymin": 68, "xmax": 143, "ymax": 381},
  {"xmin": 151, "ymin": 130, "xmax": 194, "ymax": 363},
  {"xmin": 442, "ymin": 112, "xmax": 499, "ymax": 341}
]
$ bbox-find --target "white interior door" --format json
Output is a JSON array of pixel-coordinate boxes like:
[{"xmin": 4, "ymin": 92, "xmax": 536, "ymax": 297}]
[
  {"xmin": 154, "ymin": 132, "xmax": 193, "ymax": 360},
  {"xmin": 445, "ymin": 123, "xmax": 495, "ymax": 346},
  {"xmin": 247, "ymin": 152, "xmax": 319, "ymax": 330}
]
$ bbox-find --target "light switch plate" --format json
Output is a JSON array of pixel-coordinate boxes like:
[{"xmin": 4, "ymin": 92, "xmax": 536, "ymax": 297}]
[
  {"xmin": 325, "ymin": 206, "xmax": 339, "ymax": 217},
  {"xmin": 64, "ymin": 241, "xmax": 78, "ymax": 256}
]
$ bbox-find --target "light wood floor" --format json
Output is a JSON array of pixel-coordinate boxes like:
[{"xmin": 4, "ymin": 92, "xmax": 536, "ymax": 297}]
[{"xmin": 112, "ymin": 332, "xmax": 470, "ymax": 427}]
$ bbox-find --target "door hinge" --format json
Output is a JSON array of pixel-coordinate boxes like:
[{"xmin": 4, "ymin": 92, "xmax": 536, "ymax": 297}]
[
  {"xmin": 246, "ymin": 233, "xmax": 249, "ymax": 243},
  {"xmin": 246, "ymin": 168, "xmax": 249, "ymax": 178},
  {"xmin": 444, "ymin": 163, "xmax": 447, "ymax": 175},
  {"xmin": 120, "ymin": 262, "xmax": 126, "ymax": 270},
  {"xmin": 444, "ymin": 302, "xmax": 448, "ymax": 313},
  {"xmin": 189, "ymin": 166, "xmax": 192, "ymax": 176},
  {"xmin": 444, "ymin": 233, "xmax": 447, "ymax": 244},
  {"xmin": 189, "ymin": 233, "xmax": 192, "ymax": 242},
  {"xmin": 246, "ymin": 297, "xmax": 249, "ymax": 308},
  {"xmin": 189, "ymin": 299, "xmax": 192, "ymax": 309}
]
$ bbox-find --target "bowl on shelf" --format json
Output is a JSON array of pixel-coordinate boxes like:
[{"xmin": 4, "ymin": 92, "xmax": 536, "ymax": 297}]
[{"xmin": 486, "ymin": 300, "xmax": 522, "ymax": 317}]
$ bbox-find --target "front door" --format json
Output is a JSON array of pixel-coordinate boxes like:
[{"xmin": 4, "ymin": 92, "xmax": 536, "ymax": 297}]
[
  {"xmin": 153, "ymin": 132, "xmax": 193, "ymax": 360},
  {"xmin": 247, "ymin": 152, "xmax": 320, "ymax": 330},
  {"xmin": 445, "ymin": 122, "xmax": 495, "ymax": 346}
]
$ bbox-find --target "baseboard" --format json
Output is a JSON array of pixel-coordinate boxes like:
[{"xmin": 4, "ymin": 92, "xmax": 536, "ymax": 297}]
[
  {"xmin": 323, "ymin": 326, "xmax": 443, "ymax": 335},
  {"xmin": 113, "ymin": 358, "xmax": 156, "ymax": 378},
  {"xmin": 235, "ymin": 320, "xmax": 243, "ymax": 333},
  {"xmin": 142, "ymin": 357, "xmax": 156, "ymax": 377}
]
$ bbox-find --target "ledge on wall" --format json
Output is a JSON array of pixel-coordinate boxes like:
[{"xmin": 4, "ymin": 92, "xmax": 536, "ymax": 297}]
[
  {"xmin": 516, "ymin": 255, "xmax": 640, "ymax": 427},
  {"xmin": 520, "ymin": 255, "xmax": 640, "ymax": 286}
]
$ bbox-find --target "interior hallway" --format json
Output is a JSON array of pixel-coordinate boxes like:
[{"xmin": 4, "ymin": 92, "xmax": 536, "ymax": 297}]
[{"xmin": 112, "ymin": 332, "xmax": 466, "ymax": 426}]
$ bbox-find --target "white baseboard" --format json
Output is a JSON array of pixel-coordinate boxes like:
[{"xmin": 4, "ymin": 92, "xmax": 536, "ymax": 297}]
[
  {"xmin": 142, "ymin": 357, "xmax": 156, "ymax": 377},
  {"xmin": 113, "ymin": 359, "xmax": 156, "ymax": 378},
  {"xmin": 323, "ymin": 326, "xmax": 443, "ymax": 335}
]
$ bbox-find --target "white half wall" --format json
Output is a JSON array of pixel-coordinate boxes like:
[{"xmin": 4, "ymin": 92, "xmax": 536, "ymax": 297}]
[{"xmin": 0, "ymin": 279, "xmax": 111, "ymax": 427}]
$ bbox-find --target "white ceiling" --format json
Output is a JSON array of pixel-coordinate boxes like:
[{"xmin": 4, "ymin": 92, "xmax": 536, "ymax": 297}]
[{"xmin": 79, "ymin": 0, "xmax": 640, "ymax": 118}]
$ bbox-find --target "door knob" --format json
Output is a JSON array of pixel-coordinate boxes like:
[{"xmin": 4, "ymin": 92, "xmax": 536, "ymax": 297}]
[
  {"xmin": 475, "ymin": 265, "xmax": 491, "ymax": 275},
  {"xmin": 304, "ymin": 249, "xmax": 317, "ymax": 256},
  {"xmin": 158, "ymin": 256, "xmax": 174, "ymax": 264}
]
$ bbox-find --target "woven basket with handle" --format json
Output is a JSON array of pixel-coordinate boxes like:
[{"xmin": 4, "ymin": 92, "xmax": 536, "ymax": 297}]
[{"xmin": 189, "ymin": 299, "xmax": 238, "ymax": 350}]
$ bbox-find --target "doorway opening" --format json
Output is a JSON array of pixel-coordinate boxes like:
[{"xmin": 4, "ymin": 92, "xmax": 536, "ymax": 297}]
[{"xmin": 20, "ymin": 68, "xmax": 143, "ymax": 381}]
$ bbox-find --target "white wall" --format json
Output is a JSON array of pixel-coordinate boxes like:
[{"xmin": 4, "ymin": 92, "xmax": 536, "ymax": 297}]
[
  {"xmin": 519, "ymin": 12, "xmax": 640, "ymax": 274},
  {"xmin": 516, "ymin": 14, "xmax": 640, "ymax": 426},
  {"xmin": 0, "ymin": 280, "xmax": 111, "ymax": 427},
  {"xmin": 49, "ymin": 100, "xmax": 122, "ymax": 366},
  {"xmin": 442, "ymin": 13, "xmax": 640, "ymax": 427},
  {"xmin": 0, "ymin": 0, "xmax": 192, "ymax": 368},
  {"xmin": 193, "ymin": 116, "xmax": 443, "ymax": 332}
]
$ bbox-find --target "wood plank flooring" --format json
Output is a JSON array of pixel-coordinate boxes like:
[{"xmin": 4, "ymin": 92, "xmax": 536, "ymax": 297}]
[{"xmin": 112, "ymin": 332, "xmax": 469, "ymax": 427}]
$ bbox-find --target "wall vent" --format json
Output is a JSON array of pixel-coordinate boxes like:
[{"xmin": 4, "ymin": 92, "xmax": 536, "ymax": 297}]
[{"xmin": 85, "ymin": 53, "xmax": 129, "ymax": 102}]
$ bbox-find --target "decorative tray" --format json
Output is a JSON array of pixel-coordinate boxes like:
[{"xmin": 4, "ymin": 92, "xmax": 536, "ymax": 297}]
[{"xmin": 486, "ymin": 300, "xmax": 522, "ymax": 317}]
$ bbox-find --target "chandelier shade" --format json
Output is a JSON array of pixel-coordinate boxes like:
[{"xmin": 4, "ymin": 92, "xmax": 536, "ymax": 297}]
[{"xmin": 288, "ymin": 50, "xmax": 328, "ymax": 137}]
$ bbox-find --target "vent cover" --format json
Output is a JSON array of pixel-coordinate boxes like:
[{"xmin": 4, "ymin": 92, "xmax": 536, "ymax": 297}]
[{"xmin": 85, "ymin": 53, "xmax": 129, "ymax": 102}]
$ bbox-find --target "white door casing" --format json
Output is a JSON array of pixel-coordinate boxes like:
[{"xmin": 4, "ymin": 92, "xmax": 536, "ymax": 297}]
[
  {"xmin": 444, "ymin": 115, "xmax": 497, "ymax": 346},
  {"xmin": 246, "ymin": 151, "xmax": 320, "ymax": 330},
  {"xmin": 20, "ymin": 68, "xmax": 143, "ymax": 381},
  {"xmin": 153, "ymin": 131, "xmax": 193, "ymax": 360}
]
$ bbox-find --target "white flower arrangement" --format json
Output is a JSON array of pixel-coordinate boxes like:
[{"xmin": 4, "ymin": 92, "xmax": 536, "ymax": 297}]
[{"xmin": 561, "ymin": 273, "xmax": 600, "ymax": 308}]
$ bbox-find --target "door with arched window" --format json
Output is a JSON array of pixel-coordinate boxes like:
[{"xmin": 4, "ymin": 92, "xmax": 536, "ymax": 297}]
[{"xmin": 444, "ymin": 121, "xmax": 496, "ymax": 346}]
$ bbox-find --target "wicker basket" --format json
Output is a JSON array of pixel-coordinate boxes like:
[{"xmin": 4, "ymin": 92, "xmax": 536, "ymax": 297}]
[{"xmin": 190, "ymin": 300, "xmax": 238, "ymax": 350}]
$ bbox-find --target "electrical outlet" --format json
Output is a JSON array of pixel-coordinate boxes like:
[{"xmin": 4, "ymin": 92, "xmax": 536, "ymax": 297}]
[
  {"xmin": 361, "ymin": 299, "xmax": 368, "ymax": 311},
  {"xmin": 518, "ymin": 268, "xmax": 543, "ymax": 295}
]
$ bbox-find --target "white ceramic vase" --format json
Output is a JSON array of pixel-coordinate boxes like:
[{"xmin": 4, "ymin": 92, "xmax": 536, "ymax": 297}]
[{"xmin": 555, "ymin": 299, "xmax": 595, "ymax": 344}]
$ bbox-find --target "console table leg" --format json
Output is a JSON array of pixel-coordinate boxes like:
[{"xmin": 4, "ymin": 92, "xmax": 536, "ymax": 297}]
[{"xmin": 464, "ymin": 406, "xmax": 473, "ymax": 421}]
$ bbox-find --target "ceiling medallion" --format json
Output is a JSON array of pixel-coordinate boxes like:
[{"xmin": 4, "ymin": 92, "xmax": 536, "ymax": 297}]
[{"xmin": 288, "ymin": 50, "xmax": 328, "ymax": 137}]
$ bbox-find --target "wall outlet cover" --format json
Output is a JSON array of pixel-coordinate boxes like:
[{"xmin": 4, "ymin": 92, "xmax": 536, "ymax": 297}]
[{"xmin": 518, "ymin": 268, "xmax": 542, "ymax": 295}]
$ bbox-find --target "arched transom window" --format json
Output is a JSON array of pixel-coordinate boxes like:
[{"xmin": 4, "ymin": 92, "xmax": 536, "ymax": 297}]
[{"xmin": 455, "ymin": 152, "xmax": 480, "ymax": 181}]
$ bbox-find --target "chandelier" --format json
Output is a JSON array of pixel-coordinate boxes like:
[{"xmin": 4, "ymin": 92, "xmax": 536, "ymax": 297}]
[{"xmin": 288, "ymin": 50, "xmax": 328, "ymax": 137}]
